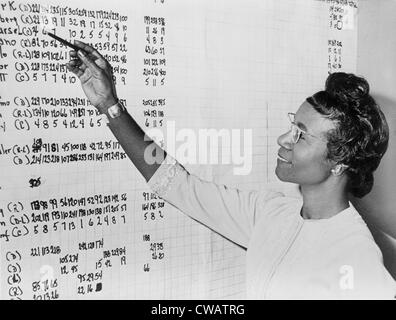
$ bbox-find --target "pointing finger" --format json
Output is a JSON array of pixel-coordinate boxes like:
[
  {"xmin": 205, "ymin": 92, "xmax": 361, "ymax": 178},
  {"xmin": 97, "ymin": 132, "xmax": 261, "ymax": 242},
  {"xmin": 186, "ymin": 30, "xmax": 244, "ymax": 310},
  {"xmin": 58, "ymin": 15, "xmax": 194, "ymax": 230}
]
[
  {"xmin": 77, "ymin": 50, "xmax": 102, "ymax": 76},
  {"xmin": 66, "ymin": 63, "xmax": 84, "ymax": 78}
]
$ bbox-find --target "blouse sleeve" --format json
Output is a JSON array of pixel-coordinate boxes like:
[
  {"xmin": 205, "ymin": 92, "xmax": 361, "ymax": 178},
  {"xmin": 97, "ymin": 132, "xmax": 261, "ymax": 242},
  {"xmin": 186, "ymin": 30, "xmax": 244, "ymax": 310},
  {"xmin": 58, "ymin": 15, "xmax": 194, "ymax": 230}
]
[{"xmin": 147, "ymin": 155, "xmax": 283, "ymax": 248}]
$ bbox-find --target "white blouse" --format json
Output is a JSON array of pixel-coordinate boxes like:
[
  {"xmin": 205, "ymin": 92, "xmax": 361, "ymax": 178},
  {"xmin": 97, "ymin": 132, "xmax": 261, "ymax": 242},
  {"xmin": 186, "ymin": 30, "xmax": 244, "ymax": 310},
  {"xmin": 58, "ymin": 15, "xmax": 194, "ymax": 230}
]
[{"xmin": 148, "ymin": 156, "xmax": 396, "ymax": 299}]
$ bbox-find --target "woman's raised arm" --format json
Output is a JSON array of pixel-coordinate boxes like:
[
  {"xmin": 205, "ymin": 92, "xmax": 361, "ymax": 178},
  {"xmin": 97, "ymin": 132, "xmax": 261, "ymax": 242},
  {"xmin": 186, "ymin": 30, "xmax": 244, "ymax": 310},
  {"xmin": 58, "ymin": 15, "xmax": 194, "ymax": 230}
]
[{"xmin": 66, "ymin": 40, "xmax": 165, "ymax": 181}]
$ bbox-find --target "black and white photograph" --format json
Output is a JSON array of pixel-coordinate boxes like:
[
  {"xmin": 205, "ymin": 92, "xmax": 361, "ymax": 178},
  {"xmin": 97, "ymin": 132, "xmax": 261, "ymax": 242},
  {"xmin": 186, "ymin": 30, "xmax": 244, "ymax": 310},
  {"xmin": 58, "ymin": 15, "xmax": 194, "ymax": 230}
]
[{"xmin": 0, "ymin": 0, "xmax": 395, "ymax": 306}]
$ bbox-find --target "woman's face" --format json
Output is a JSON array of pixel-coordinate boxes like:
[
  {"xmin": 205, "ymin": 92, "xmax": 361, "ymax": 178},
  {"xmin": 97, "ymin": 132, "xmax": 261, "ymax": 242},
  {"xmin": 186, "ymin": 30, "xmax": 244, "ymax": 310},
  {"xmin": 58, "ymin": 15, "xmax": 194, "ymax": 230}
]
[{"xmin": 275, "ymin": 101, "xmax": 336, "ymax": 186}]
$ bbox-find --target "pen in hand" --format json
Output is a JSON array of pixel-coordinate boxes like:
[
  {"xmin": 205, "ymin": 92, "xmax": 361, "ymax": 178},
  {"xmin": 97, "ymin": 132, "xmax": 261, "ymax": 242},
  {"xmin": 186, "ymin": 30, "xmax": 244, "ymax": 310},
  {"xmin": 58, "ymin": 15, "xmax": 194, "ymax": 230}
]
[
  {"xmin": 47, "ymin": 31, "xmax": 88, "ymax": 68},
  {"xmin": 47, "ymin": 32, "xmax": 83, "ymax": 52}
]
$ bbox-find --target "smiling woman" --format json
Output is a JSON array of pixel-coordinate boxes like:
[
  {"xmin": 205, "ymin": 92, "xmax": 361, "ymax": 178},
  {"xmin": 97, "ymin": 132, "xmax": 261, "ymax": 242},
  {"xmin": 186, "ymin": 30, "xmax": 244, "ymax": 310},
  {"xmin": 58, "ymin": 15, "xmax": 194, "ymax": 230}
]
[
  {"xmin": 308, "ymin": 73, "xmax": 389, "ymax": 199},
  {"xmin": 68, "ymin": 39, "xmax": 396, "ymax": 299},
  {"xmin": 275, "ymin": 72, "xmax": 389, "ymax": 220},
  {"xmin": 276, "ymin": 101, "xmax": 338, "ymax": 198}
]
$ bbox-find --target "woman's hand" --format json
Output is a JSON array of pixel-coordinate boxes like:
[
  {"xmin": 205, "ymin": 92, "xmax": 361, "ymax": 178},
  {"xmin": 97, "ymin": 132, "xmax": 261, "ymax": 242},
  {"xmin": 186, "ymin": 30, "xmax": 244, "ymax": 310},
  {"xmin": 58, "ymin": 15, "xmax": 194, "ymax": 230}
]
[{"xmin": 66, "ymin": 40, "xmax": 118, "ymax": 112}]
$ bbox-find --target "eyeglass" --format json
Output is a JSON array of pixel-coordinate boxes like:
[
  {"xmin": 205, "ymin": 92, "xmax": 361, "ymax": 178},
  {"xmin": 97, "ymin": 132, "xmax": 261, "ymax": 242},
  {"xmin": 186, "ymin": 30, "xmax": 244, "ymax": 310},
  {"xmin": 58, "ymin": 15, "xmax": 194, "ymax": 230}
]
[{"xmin": 287, "ymin": 113, "xmax": 325, "ymax": 144}]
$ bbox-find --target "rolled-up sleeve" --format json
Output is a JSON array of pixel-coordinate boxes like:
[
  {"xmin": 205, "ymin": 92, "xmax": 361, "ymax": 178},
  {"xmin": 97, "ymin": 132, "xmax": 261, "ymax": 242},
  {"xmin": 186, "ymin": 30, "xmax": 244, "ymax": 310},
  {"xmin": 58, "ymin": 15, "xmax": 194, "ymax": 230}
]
[{"xmin": 147, "ymin": 155, "xmax": 282, "ymax": 248}]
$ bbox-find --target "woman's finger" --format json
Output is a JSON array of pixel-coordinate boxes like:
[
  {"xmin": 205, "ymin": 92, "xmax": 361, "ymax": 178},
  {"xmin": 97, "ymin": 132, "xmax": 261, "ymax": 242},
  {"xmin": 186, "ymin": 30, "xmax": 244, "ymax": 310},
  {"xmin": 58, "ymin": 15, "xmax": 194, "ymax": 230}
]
[
  {"xmin": 78, "ymin": 63, "xmax": 87, "ymax": 72},
  {"xmin": 70, "ymin": 51, "xmax": 97, "ymax": 67},
  {"xmin": 77, "ymin": 50, "xmax": 102, "ymax": 76},
  {"xmin": 66, "ymin": 63, "xmax": 84, "ymax": 78}
]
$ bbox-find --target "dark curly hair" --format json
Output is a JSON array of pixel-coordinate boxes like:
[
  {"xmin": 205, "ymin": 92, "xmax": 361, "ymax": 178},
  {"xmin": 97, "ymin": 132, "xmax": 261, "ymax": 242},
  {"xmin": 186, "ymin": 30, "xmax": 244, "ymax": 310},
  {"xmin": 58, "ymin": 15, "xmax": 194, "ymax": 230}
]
[{"xmin": 306, "ymin": 72, "xmax": 389, "ymax": 198}]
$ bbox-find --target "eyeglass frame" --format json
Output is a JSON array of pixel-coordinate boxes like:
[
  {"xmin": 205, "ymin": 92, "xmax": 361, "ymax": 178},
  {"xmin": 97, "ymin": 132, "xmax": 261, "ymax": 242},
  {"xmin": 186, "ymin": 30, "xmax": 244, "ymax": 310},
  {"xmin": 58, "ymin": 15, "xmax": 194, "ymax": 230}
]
[{"xmin": 287, "ymin": 112, "xmax": 327, "ymax": 144}]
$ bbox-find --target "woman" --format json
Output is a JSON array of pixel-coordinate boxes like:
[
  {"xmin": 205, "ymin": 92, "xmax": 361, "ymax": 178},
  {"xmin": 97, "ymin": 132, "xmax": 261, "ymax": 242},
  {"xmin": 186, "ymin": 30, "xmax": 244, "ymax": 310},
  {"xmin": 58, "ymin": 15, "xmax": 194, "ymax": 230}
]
[{"xmin": 67, "ymin": 41, "xmax": 396, "ymax": 299}]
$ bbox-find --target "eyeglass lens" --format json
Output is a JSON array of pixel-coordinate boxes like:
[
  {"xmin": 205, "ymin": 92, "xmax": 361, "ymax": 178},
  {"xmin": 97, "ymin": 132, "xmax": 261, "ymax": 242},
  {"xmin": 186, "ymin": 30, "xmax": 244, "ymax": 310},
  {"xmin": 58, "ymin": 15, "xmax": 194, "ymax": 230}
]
[{"xmin": 291, "ymin": 124, "xmax": 301, "ymax": 143}]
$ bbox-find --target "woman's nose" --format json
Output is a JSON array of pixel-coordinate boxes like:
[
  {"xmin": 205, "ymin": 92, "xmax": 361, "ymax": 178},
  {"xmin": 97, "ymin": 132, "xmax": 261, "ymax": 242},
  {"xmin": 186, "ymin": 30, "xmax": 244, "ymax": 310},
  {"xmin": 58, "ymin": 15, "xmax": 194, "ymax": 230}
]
[{"xmin": 277, "ymin": 130, "xmax": 293, "ymax": 150}]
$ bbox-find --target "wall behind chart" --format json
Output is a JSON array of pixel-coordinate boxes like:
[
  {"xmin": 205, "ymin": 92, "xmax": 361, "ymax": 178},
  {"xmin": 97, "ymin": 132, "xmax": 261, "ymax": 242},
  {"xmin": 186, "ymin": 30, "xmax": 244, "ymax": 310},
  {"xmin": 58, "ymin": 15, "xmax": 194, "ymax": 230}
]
[{"xmin": 0, "ymin": 0, "xmax": 360, "ymax": 299}]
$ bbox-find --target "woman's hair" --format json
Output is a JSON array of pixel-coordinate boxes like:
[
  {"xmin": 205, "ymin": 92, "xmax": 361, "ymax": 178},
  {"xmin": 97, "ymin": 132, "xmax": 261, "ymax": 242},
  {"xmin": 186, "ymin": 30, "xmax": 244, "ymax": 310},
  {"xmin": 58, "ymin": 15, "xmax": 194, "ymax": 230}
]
[{"xmin": 307, "ymin": 72, "xmax": 389, "ymax": 198}]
